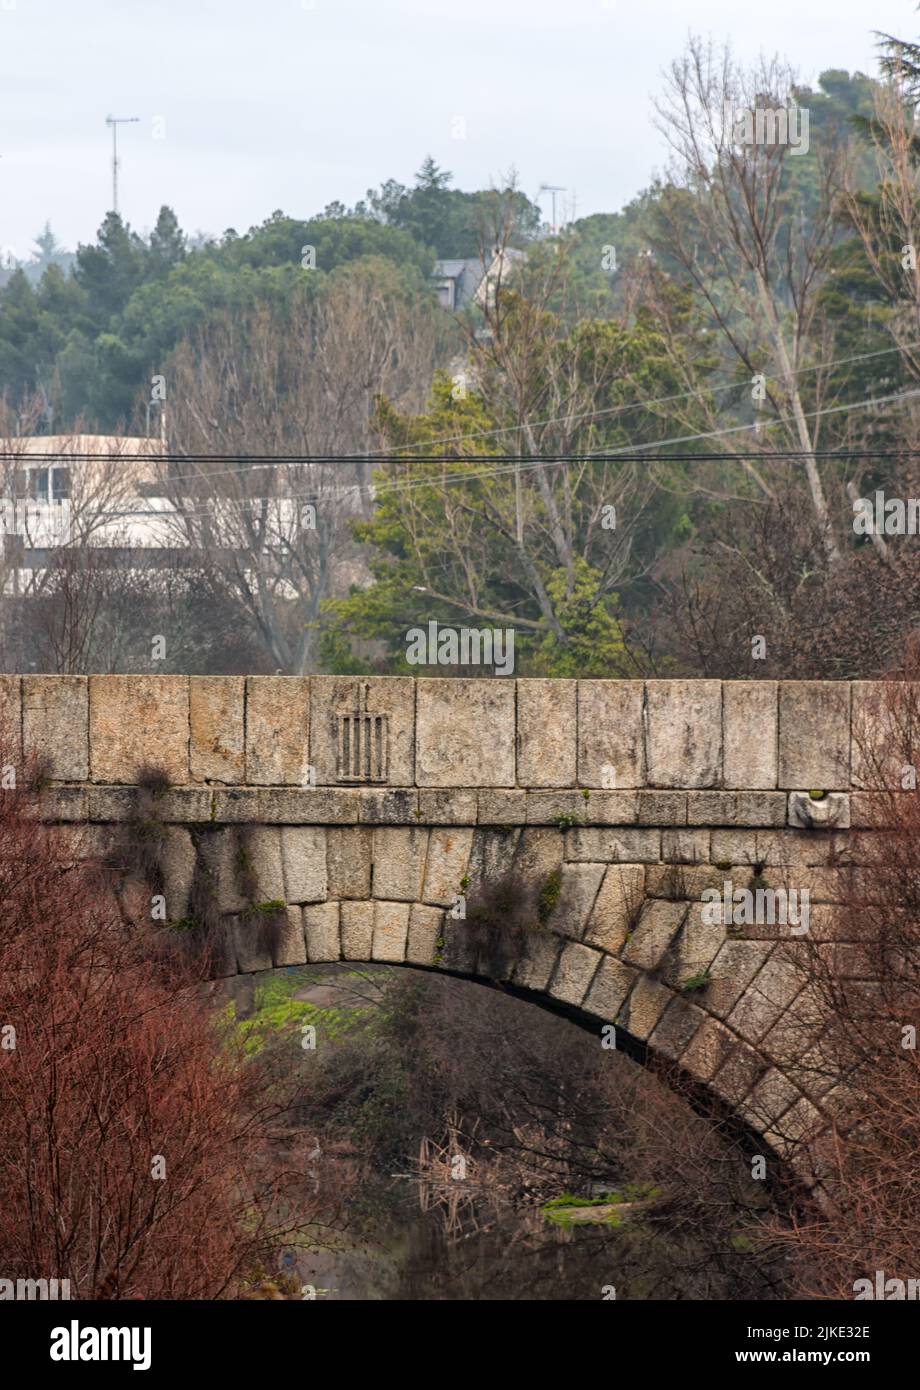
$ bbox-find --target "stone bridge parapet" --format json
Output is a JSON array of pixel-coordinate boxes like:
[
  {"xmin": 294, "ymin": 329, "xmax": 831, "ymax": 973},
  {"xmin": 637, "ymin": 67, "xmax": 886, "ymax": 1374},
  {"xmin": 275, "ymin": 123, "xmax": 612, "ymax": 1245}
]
[{"xmin": 0, "ymin": 675, "xmax": 899, "ymax": 1185}]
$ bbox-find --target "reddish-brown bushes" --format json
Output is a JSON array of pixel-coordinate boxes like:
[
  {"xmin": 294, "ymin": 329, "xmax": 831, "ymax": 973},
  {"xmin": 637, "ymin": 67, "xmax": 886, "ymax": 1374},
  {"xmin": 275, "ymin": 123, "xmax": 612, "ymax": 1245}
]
[{"xmin": 0, "ymin": 747, "xmax": 323, "ymax": 1299}]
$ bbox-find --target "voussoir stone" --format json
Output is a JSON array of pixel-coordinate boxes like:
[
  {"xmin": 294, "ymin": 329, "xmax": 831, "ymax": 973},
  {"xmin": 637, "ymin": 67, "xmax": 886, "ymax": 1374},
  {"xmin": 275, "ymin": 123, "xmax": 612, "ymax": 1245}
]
[
  {"xmin": 280, "ymin": 825, "xmax": 328, "ymax": 903},
  {"xmin": 304, "ymin": 902, "xmax": 341, "ymax": 962},
  {"xmin": 326, "ymin": 827, "xmax": 372, "ymax": 899},
  {"xmin": 371, "ymin": 900, "xmax": 410, "ymax": 962},
  {"xmin": 372, "ymin": 827, "xmax": 428, "ymax": 901},
  {"xmin": 340, "ymin": 900, "xmax": 375, "ymax": 959},
  {"xmin": 584, "ymin": 864, "xmax": 645, "ymax": 954}
]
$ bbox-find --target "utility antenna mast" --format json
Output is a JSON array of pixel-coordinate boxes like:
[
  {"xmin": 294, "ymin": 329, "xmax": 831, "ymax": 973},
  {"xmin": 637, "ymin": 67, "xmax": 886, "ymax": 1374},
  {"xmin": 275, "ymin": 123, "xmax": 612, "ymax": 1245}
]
[
  {"xmin": 538, "ymin": 183, "xmax": 566, "ymax": 234},
  {"xmin": 105, "ymin": 114, "xmax": 139, "ymax": 215}
]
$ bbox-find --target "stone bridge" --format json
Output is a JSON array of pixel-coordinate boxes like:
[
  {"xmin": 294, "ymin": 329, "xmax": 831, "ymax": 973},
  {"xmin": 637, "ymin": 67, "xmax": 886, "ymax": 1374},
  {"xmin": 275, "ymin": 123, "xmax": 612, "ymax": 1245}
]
[{"xmin": 0, "ymin": 674, "xmax": 892, "ymax": 1185}]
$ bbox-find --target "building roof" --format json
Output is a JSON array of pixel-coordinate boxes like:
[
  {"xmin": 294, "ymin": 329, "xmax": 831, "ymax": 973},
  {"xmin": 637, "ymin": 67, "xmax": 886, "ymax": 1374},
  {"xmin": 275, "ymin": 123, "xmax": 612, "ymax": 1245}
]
[{"xmin": 11, "ymin": 434, "xmax": 164, "ymax": 456}]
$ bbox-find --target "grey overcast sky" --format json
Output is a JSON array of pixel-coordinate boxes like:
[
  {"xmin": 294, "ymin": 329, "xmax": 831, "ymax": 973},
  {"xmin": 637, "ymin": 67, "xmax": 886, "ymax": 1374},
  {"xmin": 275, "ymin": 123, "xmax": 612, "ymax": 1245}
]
[{"xmin": 0, "ymin": 0, "xmax": 917, "ymax": 258}]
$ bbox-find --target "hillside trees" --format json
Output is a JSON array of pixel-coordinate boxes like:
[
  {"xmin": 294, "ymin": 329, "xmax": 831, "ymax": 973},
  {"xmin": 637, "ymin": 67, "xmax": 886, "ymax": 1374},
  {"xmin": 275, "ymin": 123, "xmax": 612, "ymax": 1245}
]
[{"xmin": 324, "ymin": 239, "xmax": 706, "ymax": 676}]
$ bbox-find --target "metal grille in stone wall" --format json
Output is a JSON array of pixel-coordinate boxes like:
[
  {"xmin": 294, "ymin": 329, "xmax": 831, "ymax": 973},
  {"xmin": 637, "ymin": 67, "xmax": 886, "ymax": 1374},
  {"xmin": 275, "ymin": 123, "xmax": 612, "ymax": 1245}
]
[{"xmin": 336, "ymin": 683, "xmax": 389, "ymax": 783}]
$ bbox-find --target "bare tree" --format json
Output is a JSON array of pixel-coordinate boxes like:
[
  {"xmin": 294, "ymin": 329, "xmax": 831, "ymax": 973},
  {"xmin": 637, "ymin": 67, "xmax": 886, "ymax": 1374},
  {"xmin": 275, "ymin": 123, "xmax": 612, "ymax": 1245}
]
[
  {"xmin": 164, "ymin": 264, "xmax": 448, "ymax": 673},
  {"xmin": 652, "ymin": 38, "xmax": 845, "ymax": 564}
]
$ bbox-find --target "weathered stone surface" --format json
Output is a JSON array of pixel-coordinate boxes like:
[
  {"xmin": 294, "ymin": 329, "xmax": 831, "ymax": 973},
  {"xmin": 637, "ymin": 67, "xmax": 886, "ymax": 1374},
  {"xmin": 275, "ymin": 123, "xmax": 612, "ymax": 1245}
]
[
  {"xmin": 710, "ymin": 829, "xmax": 760, "ymax": 865},
  {"xmin": 645, "ymin": 680, "xmax": 722, "ymax": 789},
  {"xmin": 710, "ymin": 1039, "xmax": 769, "ymax": 1105},
  {"xmin": 686, "ymin": 791, "xmax": 737, "ymax": 825},
  {"xmin": 309, "ymin": 676, "xmax": 415, "ymax": 786},
  {"xmin": 647, "ymin": 862, "xmax": 745, "ymax": 898},
  {"xmin": 589, "ymin": 791, "xmax": 640, "ymax": 825},
  {"xmin": 23, "ymin": 676, "xmax": 88, "ymax": 780},
  {"xmin": 326, "ymin": 827, "xmax": 372, "ymax": 899},
  {"xmin": 661, "ymin": 828, "xmax": 710, "ymax": 863},
  {"xmin": 245, "ymin": 677, "xmax": 310, "ymax": 786},
  {"xmin": 233, "ymin": 914, "xmax": 273, "ymax": 974},
  {"xmin": 738, "ymin": 1068, "xmax": 801, "ymax": 1131},
  {"xmin": 304, "ymin": 902, "xmax": 340, "ymax": 962},
  {"xmin": 340, "ymin": 900, "xmax": 374, "ymax": 959},
  {"xmin": 526, "ymin": 790, "xmax": 591, "ymax": 824},
  {"xmin": 660, "ymin": 901, "xmax": 728, "ymax": 989},
  {"xmin": 416, "ymin": 680, "xmax": 515, "ymax": 787},
  {"xmin": 649, "ymin": 998, "xmax": 706, "ymax": 1061},
  {"xmin": 467, "ymin": 827, "xmax": 521, "ymax": 886},
  {"xmin": 679, "ymin": 1016, "xmax": 738, "ymax": 1083},
  {"xmin": 281, "ymin": 826, "xmax": 327, "ymax": 903},
  {"xmin": 256, "ymin": 788, "xmax": 359, "ymax": 824},
  {"xmin": 636, "ymin": 791, "xmax": 687, "ymax": 826},
  {"xmin": 788, "ymin": 791, "xmax": 850, "ymax": 829},
  {"xmin": 584, "ymin": 864, "xmax": 645, "ymax": 954},
  {"xmin": 549, "ymin": 942, "xmax": 602, "ymax": 1006},
  {"xmin": 372, "ymin": 900, "xmax": 410, "ymax": 961},
  {"xmin": 89, "ymin": 676, "xmax": 188, "ymax": 784},
  {"xmin": 616, "ymin": 975, "xmax": 672, "ymax": 1040},
  {"xmin": 756, "ymin": 829, "xmax": 842, "ymax": 867},
  {"xmin": 0, "ymin": 675, "xmax": 21, "ymax": 760},
  {"xmin": 406, "ymin": 903, "xmax": 443, "ymax": 966},
  {"xmin": 189, "ymin": 676, "xmax": 244, "ymax": 783},
  {"xmin": 512, "ymin": 929, "xmax": 560, "ymax": 992},
  {"xmin": 372, "ymin": 827, "xmax": 428, "ymax": 901},
  {"xmin": 728, "ymin": 955, "xmax": 805, "ymax": 1044},
  {"xmin": 26, "ymin": 786, "xmax": 88, "ymax": 821},
  {"xmin": 197, "ymin": 830, "xmax": 248, "ymax": 914},
  {"xmin": 512, "ymin": 827, "xmax": 564, "ymax": 882},
  {"xmin": 582, "ymin": 956, "xmax": 638, "ymax": 1019},
  {"xmin": 566, "ymin": 827, "xmax": 661, "ymax": 863},
  {"xmin": 705, "ymin": 939, "xmax": 774, "ymax": 1017},
  {"xmin": 778, "ymin": 681, "xmax": 850, "ymax": 790},
  {"xmin": 422, "ymin": 827, "xmax": 474, "ymax": 906},
  {"xmin": 242, "ymin": 826, "xmax": 285, "ymax": 904},
  {"xmin": 477, "ymin": 789, "xmax": 527, "ymax": 824},
  {"xmin": 160, "ymin": 826, "xmax": 195, "ymax": 921},
  {"xmin": 577, "ymin": 680, "xmax": 644, "ymax": 788},
  {"xmin": 723, "ymin": 681, "xmax": 777, "ymax": 789},
  {"xmin": 736, "ymin": 792, "xmax": 787, "ymax": 827},
  {"xmin": 517, "ymin": 679, "xmax": 576, "ymax": 786},
  {"xmin": 275, "ymin": 905, "xmax": 308, "ymax": 966},
  {"xmin": 623, "ymin": 900, "xmax": 687, "ymax": 970},
  {"xmin": 419, "ymin": 789, "xmax": 478, "ymax": 824},
  {"xmin": 545, "ymin": 863, "xmax": 606, "ymax": 938},
  {"xmin": 359, "ymin": 788, "xmax": 418, "ymax": 824}
]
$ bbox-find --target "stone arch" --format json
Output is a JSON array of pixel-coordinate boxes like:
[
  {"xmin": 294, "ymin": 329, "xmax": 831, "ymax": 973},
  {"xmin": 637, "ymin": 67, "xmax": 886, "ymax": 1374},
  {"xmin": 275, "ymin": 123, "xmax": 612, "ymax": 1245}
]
[{"xmin": 198, "ymin": 822, "xmax": 830, "ymax": 1190}]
